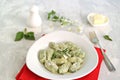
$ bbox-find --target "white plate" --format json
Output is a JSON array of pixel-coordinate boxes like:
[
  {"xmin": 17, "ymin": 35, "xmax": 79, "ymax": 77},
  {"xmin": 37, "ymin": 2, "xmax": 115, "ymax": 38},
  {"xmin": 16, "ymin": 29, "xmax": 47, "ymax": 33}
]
[
  {"xmin": 87, "ymin": 13, "xmax": 109, "ymax": 27},
  {"xmin": 26, "ymin": 31, "xmax": 98, "ymax": 80}
]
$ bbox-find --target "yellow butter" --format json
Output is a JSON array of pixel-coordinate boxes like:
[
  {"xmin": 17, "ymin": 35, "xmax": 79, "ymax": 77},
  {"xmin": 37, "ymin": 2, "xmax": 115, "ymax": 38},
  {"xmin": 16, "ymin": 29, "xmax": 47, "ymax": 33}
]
[{"xmin": 93, "ymin": 14, "xmax": 107, "ymax": 25}]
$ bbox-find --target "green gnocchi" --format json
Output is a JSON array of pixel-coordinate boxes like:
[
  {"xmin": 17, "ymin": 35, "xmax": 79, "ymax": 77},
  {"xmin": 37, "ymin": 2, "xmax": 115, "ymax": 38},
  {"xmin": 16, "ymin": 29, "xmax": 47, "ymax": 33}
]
[{"xmin": 38, "ymin": 41, "xmax": 85, "ymax": 74}]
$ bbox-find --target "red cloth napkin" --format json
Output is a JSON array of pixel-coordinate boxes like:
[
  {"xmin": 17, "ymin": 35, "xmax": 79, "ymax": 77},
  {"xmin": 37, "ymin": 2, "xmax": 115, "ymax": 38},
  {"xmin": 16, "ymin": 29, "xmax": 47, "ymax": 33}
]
[{"xmin": 16, "ymin": 47, "xmax": 105, "ymax": 80}]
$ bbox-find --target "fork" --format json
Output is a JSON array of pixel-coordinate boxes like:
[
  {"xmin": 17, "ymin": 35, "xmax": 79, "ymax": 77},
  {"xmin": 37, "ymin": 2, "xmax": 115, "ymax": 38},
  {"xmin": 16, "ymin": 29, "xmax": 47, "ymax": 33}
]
[{"xmin": 89, "ymin": 31, "xmax": 116, "ymax": 72}]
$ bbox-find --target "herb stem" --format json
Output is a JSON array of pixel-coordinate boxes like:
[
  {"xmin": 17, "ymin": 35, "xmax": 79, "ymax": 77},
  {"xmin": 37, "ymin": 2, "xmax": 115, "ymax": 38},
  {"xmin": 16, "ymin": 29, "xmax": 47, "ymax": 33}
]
[{"xmin": 24, "ymin": 28, "xmax": 27, "ymax": 34}]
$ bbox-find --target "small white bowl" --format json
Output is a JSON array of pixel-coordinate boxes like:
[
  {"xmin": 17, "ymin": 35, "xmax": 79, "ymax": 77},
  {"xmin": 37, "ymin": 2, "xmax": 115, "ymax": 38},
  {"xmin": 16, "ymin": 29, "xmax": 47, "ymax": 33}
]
[{"xmin": 87, "ymin": 13, "xmax": 109, "ymax": 27}]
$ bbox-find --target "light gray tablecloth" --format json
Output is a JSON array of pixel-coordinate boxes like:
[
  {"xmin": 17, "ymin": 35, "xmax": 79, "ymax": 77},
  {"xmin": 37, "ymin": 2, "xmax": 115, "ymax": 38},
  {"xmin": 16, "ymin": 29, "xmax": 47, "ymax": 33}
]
[{"xmin": 0, "ymin": 0, "xmax": 120, "ymax": 80}]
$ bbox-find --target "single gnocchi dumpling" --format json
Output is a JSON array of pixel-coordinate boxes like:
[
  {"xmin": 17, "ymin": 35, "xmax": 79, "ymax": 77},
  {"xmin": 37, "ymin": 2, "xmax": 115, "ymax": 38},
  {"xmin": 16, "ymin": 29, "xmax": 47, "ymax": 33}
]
[
  {"xmin": 52, "ymin": 58, "xmax": 67, "ymax": 65},
  {"xmin": 69, "ymin": 62, "xmax": 81, "ymax": 72},
  {"xmin": 57, "ymin": 42, "xmax": 67, "ymax": 51},
  {"xmin": 46, "ymin": 48, "xmax": 54, "ymax": 60},
  {"xmin": 76, "ymin": 57, "xmax": 84, "ymax": 64},
  {"xmin": 45, "ymin": 60, "xmax": 58, "ymax": 73},
  {"xmin": 58, "ymin": 62, "xmax": 71, "ymax": 74},
  {"xmin": 79, "ymin": 51, "xmax": 85, "ymax": 59},
  {"xmin": 68, "ymin": 57, "xmax": 83, "ymax": 64},
  {"xmin": 64, "ymin": 41, "xmax": 73, "ymax": 49},
  {"xmin": 68, "ymin": 57, "xmax": 77, "ymax": 63},
  {"xmin": 49, "ymin": 42, "xmax": 56, "ymax": 48},
  {"xmin": 39, "ymin": 50, "xmax": 46, "ymax": 63},
  {"xmin": 52, "ymin": 51, "xmax": 63, "ymax": 58},
  {"xmin": 49, "ymin": 42, "xmax": 59, "ymax": 50}
]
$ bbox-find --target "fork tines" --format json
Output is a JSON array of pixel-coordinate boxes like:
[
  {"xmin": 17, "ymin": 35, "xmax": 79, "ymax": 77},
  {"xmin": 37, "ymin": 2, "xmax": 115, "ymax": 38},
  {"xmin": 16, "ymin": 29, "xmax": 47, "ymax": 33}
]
[{"xmin": 89, "ymin": 31, "xmax": 98, "ymax": 40}]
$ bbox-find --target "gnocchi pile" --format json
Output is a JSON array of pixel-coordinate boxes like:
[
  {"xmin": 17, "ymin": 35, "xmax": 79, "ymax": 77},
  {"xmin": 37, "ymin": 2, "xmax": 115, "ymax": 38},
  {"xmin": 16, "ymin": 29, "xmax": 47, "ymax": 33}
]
[{"xmin": 38, "ymin": 41, "xmax": 85, "ymax": 74}]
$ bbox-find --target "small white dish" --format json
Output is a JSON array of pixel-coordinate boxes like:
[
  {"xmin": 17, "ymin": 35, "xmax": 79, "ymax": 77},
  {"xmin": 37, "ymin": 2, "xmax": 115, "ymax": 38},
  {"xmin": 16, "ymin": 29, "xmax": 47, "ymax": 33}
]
[
  {"xmin": 26, "ymin": 31, "xmax": 98, "ymax": 80},
  {"xmin": 87, "ymin": 13, "xmax": 109, "ymax": 27}
]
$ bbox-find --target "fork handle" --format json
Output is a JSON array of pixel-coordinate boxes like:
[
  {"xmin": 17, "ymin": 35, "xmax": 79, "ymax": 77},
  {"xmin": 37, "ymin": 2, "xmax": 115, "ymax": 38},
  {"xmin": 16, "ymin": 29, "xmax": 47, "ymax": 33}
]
[{"xmin": 98, "ymin": 43, "xmax": 116, "ymax": 72}]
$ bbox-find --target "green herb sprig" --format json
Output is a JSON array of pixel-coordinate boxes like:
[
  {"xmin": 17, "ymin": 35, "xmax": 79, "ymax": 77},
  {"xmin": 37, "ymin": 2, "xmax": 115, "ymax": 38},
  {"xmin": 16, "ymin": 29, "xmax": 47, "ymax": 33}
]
[
  {"xmin": 48, "ymin": 10, "xmax": 72, "ymax": 25},
  {"xmin": 15, "ymin": 28, "xmax": 35, "ymax": 41},
  {"xmin": 103, "ymin": 35, "xmax": 112, "ymax": 41}
]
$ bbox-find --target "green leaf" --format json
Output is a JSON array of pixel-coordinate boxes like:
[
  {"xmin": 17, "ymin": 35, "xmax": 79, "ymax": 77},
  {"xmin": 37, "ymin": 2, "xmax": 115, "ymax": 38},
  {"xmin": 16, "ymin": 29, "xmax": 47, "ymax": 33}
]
[
  {"xmin": 103, "ymin": 35, "xmax": 112, "ymax": 41},
  {"xmin": 48, "ymin": 13, "xmax": 51, "ymax": 20},
  {"xmin": 52, "ymin": 15, "xmax": 59, "ymax": 22},
  {"xmin": 59, "ymin": 17, "xmax": 70, "ymax": 25},
  {"xmin": 24, "ymin": 32, "xmax": 35, "ymax": 40},
  {"xmin": 48, "ymin": 10, "xmax": 56, "ymax": 20},
  {"xmin": 53, "ymin": 15, "xmax": 59, "ymax": 19},
  {"xmin": 59, "ymin": 17, "xmax": 64, "ymax": 22},
  {"xmin": 51, "ymin": 10, "xmax": 56, "ymax": 14},
  {"xmin": 15, "ymin": 32, "xmax": 24, "ymax": 41},
  {"xmin": 47, "ymin": 10, "xmax": 72, "ymax": 26}
]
